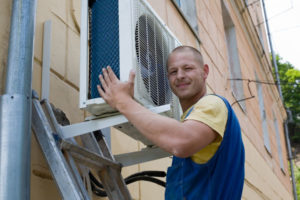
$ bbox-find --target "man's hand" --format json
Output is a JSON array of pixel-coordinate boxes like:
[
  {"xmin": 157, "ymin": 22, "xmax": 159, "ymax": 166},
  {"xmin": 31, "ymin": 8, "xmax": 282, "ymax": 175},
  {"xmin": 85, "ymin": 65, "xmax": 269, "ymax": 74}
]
[{"xmin": 97, "ymin": 66, "xmax": 135, "ymax": 109}]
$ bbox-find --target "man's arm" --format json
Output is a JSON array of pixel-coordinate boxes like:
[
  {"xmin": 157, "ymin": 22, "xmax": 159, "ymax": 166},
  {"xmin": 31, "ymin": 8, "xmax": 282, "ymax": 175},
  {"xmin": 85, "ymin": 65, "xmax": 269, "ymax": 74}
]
[{"xmin": 97, "ymin": 67, "xmax": 217, "ymax": 158}]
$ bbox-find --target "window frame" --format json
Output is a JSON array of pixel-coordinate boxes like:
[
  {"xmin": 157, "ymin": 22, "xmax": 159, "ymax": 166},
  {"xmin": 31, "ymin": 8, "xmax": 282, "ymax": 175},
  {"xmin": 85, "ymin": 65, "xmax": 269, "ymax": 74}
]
[
  {"xmin": 221, "ymin": 0, "xmax": 247, "ymax": 112},
  {"xmin": 273, "ymin": 112, "xmax": 285, "ymax": 173},
  {"xmin": 256, "ymin": 73, "xmax": 272, "ymax": 155},
  {"xmin": 171, "ymin": 0, "xmax": 201, "ymax": 44}
]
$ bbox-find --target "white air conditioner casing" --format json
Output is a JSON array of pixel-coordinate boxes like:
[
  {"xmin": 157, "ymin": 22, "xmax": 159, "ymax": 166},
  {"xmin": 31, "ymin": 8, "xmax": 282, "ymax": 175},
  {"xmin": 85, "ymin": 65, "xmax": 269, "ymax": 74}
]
[{"xmin": 79, "ymin": 0, "xmax": 182, "ymax": 123}]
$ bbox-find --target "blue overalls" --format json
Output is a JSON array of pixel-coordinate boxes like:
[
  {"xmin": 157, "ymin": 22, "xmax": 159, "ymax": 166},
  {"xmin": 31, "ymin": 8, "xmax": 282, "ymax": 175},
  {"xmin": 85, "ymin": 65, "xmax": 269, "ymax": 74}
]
[{"xmin": 165, "ymin": 95, "xmax": 245, "ymax": 200}]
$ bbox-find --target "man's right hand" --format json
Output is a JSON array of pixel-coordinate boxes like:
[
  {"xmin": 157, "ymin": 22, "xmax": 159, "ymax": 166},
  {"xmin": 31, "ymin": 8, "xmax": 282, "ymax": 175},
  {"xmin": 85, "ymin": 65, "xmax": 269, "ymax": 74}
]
[{"xmin": 97, "ymin": 66, "xmax": 135, "ymax": 110}]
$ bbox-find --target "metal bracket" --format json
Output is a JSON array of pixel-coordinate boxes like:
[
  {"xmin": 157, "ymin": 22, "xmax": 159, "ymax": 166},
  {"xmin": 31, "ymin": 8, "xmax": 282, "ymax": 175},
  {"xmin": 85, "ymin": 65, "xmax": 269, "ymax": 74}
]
[{"xmin": 60, "ymin": 104, "xmax": 170, "ymax": 139}]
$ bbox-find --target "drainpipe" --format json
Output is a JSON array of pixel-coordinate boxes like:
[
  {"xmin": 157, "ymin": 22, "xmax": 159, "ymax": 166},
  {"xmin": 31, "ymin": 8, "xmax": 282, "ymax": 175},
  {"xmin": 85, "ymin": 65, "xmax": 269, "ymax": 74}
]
[
  {"xmin": 261, "ymin": 0, "xmax": 298, "ymax": 199},
  {"xmin": 0, "ymin": 0, "xmax": 37, "ymax": 199}
]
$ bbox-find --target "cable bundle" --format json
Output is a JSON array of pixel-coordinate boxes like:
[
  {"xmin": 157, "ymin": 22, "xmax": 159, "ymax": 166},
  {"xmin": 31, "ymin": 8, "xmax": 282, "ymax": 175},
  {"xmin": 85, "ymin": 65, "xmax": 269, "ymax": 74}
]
[{"xmin": 89, "ymin": 170, "xmax": 166, "ymax": 197}]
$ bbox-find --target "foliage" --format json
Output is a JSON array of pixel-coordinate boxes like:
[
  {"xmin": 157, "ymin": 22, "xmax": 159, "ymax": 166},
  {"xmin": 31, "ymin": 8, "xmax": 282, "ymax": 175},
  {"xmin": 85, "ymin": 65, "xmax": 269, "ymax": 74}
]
[
  {"xmin": 293, "ymin": 162, "xmax": 300, "ymax": 199},
  {"xmin": 271, "ymin": 55, "xmax": 300, "ymax": 144}
]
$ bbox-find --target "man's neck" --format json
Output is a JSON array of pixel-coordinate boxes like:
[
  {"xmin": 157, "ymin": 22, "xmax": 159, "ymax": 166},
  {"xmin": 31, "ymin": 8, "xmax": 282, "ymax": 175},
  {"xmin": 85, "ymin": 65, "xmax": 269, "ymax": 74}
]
[{"xmin": 180, "ymin": 91, "xmax": 207, "ymax": 113}]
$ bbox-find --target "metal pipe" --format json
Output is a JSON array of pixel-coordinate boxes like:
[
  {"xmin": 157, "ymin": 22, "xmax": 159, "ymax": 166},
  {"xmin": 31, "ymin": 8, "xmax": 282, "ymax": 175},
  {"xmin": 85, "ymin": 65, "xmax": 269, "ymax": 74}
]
[
  {"xmin": 284, "ymin": 119, "xmax": 298, "ymax": 200},
  {"xmin": 0, "ymin": 0, "xmax": 37, "ymax": 199},
  {"xmin": 261, "ymin": 1, "xmax": 298, "ymax": 199},
  {"xmin": 261, "ymin": 0, "xmax": 283, "ymax": 97}
]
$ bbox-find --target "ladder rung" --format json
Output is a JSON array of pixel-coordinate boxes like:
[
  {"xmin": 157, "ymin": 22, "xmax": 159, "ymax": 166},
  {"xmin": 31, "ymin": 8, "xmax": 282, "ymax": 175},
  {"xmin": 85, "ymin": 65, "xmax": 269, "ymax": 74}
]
[{"xmin": 60, "ymin": 140, "xmax": 122, "ymax": 170}]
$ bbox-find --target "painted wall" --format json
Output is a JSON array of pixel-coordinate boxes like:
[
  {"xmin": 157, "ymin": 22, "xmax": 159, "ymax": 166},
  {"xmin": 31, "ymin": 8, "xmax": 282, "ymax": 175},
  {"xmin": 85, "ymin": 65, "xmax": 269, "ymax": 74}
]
[{"xmin": 0, "ymin": 0, "xmax": 293, "ymax": 199}]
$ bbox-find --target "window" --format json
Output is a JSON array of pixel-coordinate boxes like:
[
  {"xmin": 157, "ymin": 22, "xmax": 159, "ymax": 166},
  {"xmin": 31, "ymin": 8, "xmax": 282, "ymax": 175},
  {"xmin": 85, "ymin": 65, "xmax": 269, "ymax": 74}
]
[
  {"xmin": 273, "ymin": 112, "xmax": 285, "ymax": 171},
  {"xmin": 221, "ymin": 0, "xmax": 246, "ymax": 111},
  {"xmin": 256, "ymin": 73, "xmax": 272, "ymax": 154},
  {"xmin": 172, "ymin": 0, "xmax": 199, "ymax": 35}
]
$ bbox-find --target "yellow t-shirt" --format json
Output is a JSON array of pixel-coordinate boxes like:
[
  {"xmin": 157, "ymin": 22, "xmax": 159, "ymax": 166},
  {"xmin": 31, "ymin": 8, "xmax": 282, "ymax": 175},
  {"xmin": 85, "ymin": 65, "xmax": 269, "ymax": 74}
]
[{"xmin": 181, "ymin": 95, "xmax": 228, "ymax": 164}]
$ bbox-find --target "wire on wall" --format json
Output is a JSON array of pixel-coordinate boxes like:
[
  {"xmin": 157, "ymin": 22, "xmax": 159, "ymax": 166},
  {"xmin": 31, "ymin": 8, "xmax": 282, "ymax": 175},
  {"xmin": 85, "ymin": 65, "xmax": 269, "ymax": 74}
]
[{"xmin": 228, "ymin": 78, "xmax": 299, "ymax": 106}]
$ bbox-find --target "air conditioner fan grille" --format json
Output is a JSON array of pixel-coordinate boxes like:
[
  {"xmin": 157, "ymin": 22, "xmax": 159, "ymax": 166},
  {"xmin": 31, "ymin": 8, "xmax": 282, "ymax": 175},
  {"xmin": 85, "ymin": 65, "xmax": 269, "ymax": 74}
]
[{"xmin": 135, "ymin": 0, "xmax": 175, "ymax": 106}]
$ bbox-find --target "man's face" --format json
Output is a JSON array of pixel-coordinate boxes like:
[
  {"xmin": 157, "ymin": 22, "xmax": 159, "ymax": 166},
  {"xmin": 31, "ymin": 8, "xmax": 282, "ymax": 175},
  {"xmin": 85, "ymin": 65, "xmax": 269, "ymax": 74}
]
[{"xmin": 167, "ymin": 50, "xmax": 208, "ymax": 101}]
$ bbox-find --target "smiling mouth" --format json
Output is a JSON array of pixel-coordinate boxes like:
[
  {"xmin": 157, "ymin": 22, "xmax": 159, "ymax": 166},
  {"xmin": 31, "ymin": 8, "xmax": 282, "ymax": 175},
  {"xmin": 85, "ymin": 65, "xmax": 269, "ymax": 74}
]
[{"xmin": 176, "ymin": 83, "xmax": 189, "ymax": 88}]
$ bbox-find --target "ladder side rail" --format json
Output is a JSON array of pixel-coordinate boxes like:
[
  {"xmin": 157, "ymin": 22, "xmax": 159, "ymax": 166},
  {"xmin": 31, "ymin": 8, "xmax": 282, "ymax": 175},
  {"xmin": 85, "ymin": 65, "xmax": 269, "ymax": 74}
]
[
  {"xmin": 80, "ymin": 133, "xmax": 132, "ymax": 200},
  {"xmin": 81, "ymin": 165, "xmax": 93, "ymax": 198},
  {"xmin": 87, "ymin": 132, "xmax": 133, "ymax": 200},
  {"xmin": 40, "ymin": 98, "xmax": 131, "ymax": 199},
  {"xmin": 31, "ymin": 98, "xmax": 84, "ymax": 200},
  {"xmin": 42, "ymin": 99, "xmax": 91, "ymax": 199},
  {"xmin": 61, "ymin": 138, "xmax": 130, "ymax": 199},
  {"xmin": 81, "ymin": 133, "xmax": 104, "ymax": 157},
  {"xmin": 103, "ymin": 168, "xmax": 132, "ymax": 200},
  {"xmin": 98, "ymin": 136, "xmax": 133, "ymax": 200},
  {"xmin": 42, "ymin": 99, "xmax": 66, "ymax": 138},
  {"xmin": 67, "ymin": 138, "xmax": 93, "ymax": 200},
  {"xmin": 92, "ymin": 131, "xmax": 115, "ymax": 160},
  {"xmin": 66, "ymin": 151, "xmax": 92, "ymax": 200}
]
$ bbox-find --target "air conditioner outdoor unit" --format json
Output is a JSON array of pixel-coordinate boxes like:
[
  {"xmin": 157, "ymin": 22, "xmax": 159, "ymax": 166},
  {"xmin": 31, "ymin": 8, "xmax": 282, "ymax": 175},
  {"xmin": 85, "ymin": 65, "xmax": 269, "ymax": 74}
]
[{"xmin": 79, "ymin": 0, "xmax": 182, "ymax": 124}]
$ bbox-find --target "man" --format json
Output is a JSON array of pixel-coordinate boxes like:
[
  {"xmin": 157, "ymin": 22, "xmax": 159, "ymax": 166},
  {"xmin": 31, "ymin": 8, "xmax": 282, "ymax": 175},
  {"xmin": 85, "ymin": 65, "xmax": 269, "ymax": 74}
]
[{"xmin": 97, "ymin": 46, "xmax": 245, "ymax": 199}]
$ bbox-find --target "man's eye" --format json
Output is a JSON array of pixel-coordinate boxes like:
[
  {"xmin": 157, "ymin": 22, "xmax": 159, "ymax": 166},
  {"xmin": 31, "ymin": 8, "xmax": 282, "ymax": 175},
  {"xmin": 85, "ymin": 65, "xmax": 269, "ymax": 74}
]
[{"xmin": 169, "ymin": 71, "xmax": 177, "ymax": 75}]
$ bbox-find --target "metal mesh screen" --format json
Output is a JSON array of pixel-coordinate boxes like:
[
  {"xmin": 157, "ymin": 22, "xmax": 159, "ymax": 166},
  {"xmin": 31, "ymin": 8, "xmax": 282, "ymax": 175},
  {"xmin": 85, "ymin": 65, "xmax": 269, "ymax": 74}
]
[
  {"xmin": 89, "ymin": 0, "xmax": 120, "ymax": 99},
  {"xmin": 134, "ymin": 0, "xmax": 175, "ymax": 106}
]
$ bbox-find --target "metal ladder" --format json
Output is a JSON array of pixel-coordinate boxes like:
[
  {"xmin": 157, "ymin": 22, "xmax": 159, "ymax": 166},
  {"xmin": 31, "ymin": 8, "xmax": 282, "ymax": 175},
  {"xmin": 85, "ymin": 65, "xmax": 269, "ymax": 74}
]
[{"xmin": 31, "ymin": 91, "xmax": 132, "ymax": 200}]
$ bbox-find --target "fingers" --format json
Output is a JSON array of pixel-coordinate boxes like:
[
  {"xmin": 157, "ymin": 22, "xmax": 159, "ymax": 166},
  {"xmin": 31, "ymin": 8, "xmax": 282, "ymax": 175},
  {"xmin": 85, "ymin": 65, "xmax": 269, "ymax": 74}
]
[
  {"xmin": 128, "ymin": 69, "xmax": 136, "ymax": 84},
  {"xmin": 99, "ymin": 66, "xmax": 115, "ymax": 92},
  {"xmin": 97, "ymin": 84, "xmax": 106, "ymax": 99},
  {"xmin": 128, "ymin": 69, "xmax": 136, "ymax": 98},
  {"xmin": 107, "ymin": 66, "xmax": 118, "ymax": 82},
  {"xmin": 102, "ymin": 67, "xmax": 111, "ymax": 84},
  {"xmin": 99, "ymin": 74, "xmax": 108, "ymax": 92}
]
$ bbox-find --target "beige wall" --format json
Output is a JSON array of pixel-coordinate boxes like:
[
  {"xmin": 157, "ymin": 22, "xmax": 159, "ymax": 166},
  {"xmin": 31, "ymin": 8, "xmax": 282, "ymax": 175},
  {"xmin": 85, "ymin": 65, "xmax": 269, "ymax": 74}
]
[
  {"xmin": 0, "ymin": 0, "xmax": 293, "ymax": 199},
  {"xmin": 0, "ymin": 1, "xmax": 12, "ymax": 94}
]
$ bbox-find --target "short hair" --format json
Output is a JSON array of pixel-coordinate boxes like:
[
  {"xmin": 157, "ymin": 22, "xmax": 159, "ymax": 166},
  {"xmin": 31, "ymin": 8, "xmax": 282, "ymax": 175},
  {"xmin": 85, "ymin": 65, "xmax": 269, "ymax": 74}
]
[{"xmin": 166, "ymin": 45, "xmax": 204, "ymax": 68}]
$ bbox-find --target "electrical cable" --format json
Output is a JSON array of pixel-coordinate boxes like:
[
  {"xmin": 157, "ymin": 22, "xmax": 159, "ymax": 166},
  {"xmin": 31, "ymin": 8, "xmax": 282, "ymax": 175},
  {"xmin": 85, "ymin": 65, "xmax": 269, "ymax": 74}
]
[
  {"xmin": 125, "ymin": 170, "xmax": 166, "ymax": 179},
  {"xmin": 229, "ymin": 78, "xmax": 299, "ymax": 86},
  {"xmin": 230, "ymin": 79, "xmax": 256, "ymax": 106},
  {"xmin": 229, "ymin": 78, "xmax": 300, "ymax": 106},
  {"xmin": 255, "ymin": 0, "xmax": 293, "ymax": 27},
  {"xmin": 245, "ymin": 0, "xmax": 261, "ymax": 8},
  {"xmin": 89, "ymin": 170, "xmax": 167, "ymax": 197},
  {"xmin": 90, "ymin": 181, "xmax": 106, "ymax": 197},
  {"xmin": 126, "ymin": 176, "xmax": 166, "ymax": 187}
]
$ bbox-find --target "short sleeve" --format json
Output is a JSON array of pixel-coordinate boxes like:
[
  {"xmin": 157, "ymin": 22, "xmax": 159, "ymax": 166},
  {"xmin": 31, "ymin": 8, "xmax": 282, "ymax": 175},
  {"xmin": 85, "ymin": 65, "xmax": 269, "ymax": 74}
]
[{"xmin": 185, "ymin": 95, "xmax": 228, "ymax": 138}]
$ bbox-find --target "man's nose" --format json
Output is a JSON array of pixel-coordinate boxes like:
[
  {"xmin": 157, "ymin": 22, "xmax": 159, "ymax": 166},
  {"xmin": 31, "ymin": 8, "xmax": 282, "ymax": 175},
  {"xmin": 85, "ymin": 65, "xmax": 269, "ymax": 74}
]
[{"xmin": 176, "ymin": 69, "xmax": 185, "ymax": 79}]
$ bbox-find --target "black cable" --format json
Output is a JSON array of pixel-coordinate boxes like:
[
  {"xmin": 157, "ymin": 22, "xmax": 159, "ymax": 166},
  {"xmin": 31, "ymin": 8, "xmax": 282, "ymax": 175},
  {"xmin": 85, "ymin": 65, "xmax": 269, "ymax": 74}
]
[
  {"xmin": 125, "ymin": 170, "xmax": 166, "ymax": 180},
  {"xmin": 90, "ymin": 181, "xmax": 107, "ymax": 197},
  {"xmin": 89, "ymin": 171, "xmax": 104, "ymax": 188},
  {"xmin": 89, "ymin": 170, "xmax": 167, "ymax": 197},
  {"xmin": 125, "ymin": 176, "xmax": 166, "ymax": 187}
]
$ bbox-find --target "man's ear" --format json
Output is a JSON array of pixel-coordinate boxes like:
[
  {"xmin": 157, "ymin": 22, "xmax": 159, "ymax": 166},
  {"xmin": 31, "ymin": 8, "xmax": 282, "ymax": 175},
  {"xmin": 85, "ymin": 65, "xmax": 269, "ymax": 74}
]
[{"xmin": 203, "ymin": 64, "xmax": 209, "ymax": 79}]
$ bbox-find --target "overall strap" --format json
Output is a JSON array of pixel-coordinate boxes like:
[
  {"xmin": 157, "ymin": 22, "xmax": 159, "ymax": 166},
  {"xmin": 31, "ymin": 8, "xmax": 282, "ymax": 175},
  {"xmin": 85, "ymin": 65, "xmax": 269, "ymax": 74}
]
[{"xmin": 185, "ymin": 106, "xmax": 194, "ymax": 119}]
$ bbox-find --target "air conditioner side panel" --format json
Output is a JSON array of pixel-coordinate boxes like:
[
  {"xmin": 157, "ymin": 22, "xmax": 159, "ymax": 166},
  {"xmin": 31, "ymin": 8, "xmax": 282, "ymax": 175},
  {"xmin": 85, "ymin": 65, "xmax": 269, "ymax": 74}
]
[{"xmin": 119, "ymin": 0, "xmax": 135, "ymax": 81}]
